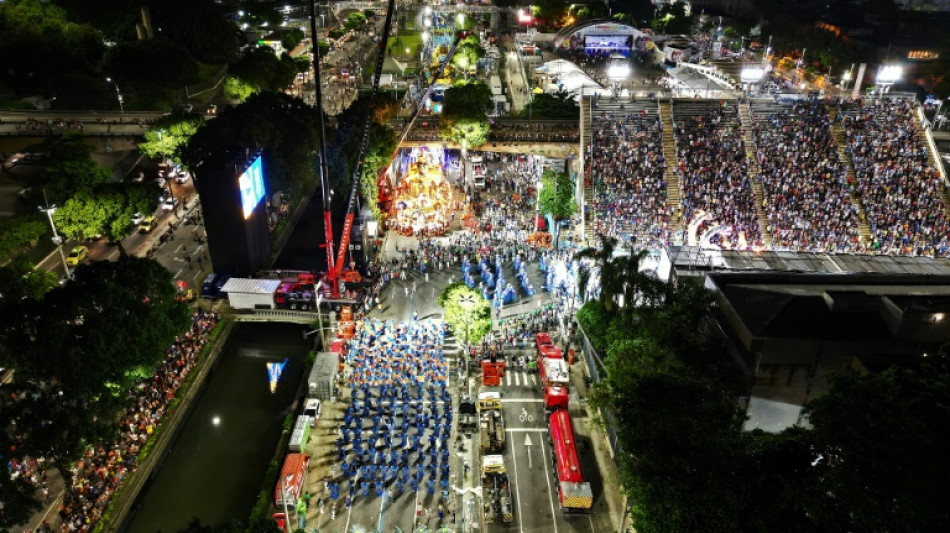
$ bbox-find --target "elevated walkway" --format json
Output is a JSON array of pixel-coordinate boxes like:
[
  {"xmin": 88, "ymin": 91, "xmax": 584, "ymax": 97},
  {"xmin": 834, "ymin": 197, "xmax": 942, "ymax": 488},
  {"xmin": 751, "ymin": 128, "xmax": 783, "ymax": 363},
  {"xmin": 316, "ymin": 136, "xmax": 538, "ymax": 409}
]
[
  {"xmin": 914, "ymin": 105, "xmax": 950, "ymax": 215},
  {"xmin": 738, "ymin": 101, "xmax": 772, "ymax": 247},
  {"xmin": 231, "ymin": 309, "xmax": 322, "ymax": 325},
  {"xmin": 828, "ymin": 109, "xmax": 873, "ymax": 245}
]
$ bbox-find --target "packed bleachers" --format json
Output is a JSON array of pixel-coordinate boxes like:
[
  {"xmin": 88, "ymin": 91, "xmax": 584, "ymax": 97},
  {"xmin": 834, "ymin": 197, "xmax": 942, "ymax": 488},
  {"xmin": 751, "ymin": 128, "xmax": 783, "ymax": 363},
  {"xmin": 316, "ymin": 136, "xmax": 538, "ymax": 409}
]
[
  {"xmin": 588, "ymin": 101, "xmax": 671, "ymax": 247},
  {"xmin": 673, "ymin": 102, "xmax": 762, "ymax": 248},
  {"xmin": 751, "ymin": 100, "xmax": 863, "ymax": 252},
  {"xmin": 840, "ymin": 98, "xmax": 950, "ymax": 256}
]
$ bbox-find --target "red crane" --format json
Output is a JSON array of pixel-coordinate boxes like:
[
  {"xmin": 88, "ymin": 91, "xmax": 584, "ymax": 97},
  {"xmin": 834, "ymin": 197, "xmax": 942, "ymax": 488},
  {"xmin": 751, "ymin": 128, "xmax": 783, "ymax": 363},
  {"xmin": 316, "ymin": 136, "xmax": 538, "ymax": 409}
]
[{"xmin": 309, "ymin": 0, "xmax": 397, "ymax": 298}]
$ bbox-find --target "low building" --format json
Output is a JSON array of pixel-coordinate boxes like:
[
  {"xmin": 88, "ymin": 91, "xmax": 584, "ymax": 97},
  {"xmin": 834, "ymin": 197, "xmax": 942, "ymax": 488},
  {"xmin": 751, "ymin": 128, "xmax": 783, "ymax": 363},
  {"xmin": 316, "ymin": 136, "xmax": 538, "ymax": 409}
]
[{"xmin": 706, "ymin": 272, "xmax": 950, "ymax": 432}]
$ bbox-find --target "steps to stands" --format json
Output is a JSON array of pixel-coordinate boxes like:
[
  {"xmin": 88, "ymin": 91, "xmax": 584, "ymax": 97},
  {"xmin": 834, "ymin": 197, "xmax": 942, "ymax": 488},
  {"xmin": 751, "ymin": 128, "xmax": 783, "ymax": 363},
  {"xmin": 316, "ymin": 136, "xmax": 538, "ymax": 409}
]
[
  {"xmin": 827, "ymin": 110, "xmax": 873, "ymax": 244},
  {"xmin": 739, "ymin": 101, "xmax": 773, "ymax": 247},
  {"xmin": 658, "ymin": 100, "xmax": 684, "ymax": 236}
]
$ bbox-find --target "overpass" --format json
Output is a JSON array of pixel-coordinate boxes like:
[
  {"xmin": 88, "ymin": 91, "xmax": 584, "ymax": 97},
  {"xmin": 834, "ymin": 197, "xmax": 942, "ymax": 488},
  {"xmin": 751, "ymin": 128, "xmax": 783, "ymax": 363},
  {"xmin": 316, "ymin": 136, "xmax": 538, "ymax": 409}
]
[{"xmin": 230, "ymin": 309, "xmax": 324, "ymax": 325}]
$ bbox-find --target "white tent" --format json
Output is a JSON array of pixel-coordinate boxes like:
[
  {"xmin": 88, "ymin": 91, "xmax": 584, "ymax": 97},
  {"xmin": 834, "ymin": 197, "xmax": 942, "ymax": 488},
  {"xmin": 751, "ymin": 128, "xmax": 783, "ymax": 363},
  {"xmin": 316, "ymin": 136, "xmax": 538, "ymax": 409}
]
[{"xmin": 534, "ymin": 59, "xmax": 606, "ymax": 98}]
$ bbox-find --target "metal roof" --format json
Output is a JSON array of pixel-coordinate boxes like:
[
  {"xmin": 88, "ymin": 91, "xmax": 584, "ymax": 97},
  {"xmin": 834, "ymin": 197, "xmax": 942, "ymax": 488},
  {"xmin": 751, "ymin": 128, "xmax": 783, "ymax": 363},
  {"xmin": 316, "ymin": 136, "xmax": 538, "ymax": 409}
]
[{"xmin": 220, "ymin": 277, "xmax": 281, "ymax": 294}]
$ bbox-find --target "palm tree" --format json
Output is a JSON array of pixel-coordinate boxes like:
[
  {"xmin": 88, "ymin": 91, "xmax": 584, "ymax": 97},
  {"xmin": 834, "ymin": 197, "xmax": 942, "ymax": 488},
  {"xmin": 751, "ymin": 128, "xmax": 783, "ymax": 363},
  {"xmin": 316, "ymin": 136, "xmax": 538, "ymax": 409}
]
[{"xmin": 576, "ymin": 235, "xmax": 662, "ymax": 313}]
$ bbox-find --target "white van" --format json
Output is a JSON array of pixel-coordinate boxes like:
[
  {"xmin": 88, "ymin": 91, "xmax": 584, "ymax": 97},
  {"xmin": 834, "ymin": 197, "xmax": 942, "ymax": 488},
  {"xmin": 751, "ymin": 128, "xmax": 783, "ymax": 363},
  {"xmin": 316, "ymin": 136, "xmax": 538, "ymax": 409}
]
[{"xmin": 303, "ymin": 398, "xmax": 322, "ymax": 427}]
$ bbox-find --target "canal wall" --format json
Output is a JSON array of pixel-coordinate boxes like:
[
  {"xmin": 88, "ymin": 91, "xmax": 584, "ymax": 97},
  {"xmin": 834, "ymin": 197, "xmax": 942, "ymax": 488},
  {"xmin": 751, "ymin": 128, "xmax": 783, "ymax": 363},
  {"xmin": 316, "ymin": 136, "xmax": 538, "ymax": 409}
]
[{"xmin": 104, "ymin": 318, "xmax": 235, "ymax": 533}]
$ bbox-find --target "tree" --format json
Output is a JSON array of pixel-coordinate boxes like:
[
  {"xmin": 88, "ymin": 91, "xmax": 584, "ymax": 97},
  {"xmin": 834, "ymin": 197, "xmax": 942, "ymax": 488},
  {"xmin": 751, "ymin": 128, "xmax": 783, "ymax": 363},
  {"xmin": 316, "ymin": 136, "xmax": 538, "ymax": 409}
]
[
  {"xmin": 224, "ymin": 76, "xmax": 256, "ymax": 102},
  {"xmin": 0, "ymin": 255, "xmax": 190, "ymax": 498},
  {"xmin": 0, "ymin": 215, "xmax": 48, "ymax": 264},
  {"xmin": 438, "ymin": 283, "xmax": 491, "ymax": 348},
  {"xmin": 230, "ymin": 47, "xmax": 298, "ymax": 93},
  {"xmin": 805, "ymin": 358, "xmax": 950, "ymax": 531},
  {"xmin": 139, "ymin": 115, "xmax": 206, "ymax": 165},
  {"xmin": 147, "ymin": 0, "xmax": 240, "ymax": 62},
  {"xmin": 102, "ymin": 38, "xmax": 200, "ymax": 86},
  {"xmin": 538, "ymin": 169, "xmax": 576, "ymax": 221},
  {"xmin": 281, "ymin": 28, "xmax": 306, "ymax": 51},
  {"xmin": 43, "ymin": 158, "xmax": 112, "ymax": 205},
  {"xmin": 0, "ymin": 257, "xmax": 58, "ymax": 304},
  {"xmin": 182, "ymin": 92, "xmax": 323, "ymax": 196},
  {"xmin": 521, "ymin": 91, "xmax": 578, "ymax": 119},
  {"xmin": 439, "ymin": 82, "xmax": 492, "ymax": 148}
]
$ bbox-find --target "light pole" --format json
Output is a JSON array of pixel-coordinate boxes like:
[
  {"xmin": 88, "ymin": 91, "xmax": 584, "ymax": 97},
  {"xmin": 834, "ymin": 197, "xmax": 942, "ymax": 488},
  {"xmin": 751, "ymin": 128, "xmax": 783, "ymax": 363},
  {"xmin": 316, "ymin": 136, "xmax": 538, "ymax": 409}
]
[
  {"xmin": 105, "ymin": 77, "xmax": 124, "ymax": 113},
  {"xmin": 38, "ymin": 197, "xmax": 71, "ymax": 278},
  {"xmin": 458, "ymin": 293, "xmax": 476, "ymax": 361}
]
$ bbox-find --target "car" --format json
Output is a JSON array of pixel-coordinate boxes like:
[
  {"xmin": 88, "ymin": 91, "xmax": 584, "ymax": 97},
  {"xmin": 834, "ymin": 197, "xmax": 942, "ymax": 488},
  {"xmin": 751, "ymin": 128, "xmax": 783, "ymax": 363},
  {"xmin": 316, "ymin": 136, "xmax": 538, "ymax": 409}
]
[
  {"xmin": 131, "ymin": 212, "xmax": 146, "ymax": 225},
  {"xmin": 161, "ymin": 196, "xmax": 180, "ymax": 211},
  {"xmin": 175, "ymin": 172, "xmax": 191, "ymax": 184},
  {"xmin": 139, "ymin": 215, "xmax": 157, "ymax": 233},
  {"xmin": 66, "ymin": 246, "xmax": 88, "ymax": 266}
]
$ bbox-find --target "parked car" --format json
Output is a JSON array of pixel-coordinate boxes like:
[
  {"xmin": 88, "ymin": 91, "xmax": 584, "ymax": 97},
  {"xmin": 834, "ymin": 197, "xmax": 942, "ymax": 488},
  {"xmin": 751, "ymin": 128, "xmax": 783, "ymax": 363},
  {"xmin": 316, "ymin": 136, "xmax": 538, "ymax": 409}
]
[
  {"xmin": 131, "ymin": 212, "xmax": 146, "ymax": 225},
  {"xmin": 66, "ymin": 246, "xmax": 88, "ymax": 266},
  {"xmin": 175, "ymin": 172, "xmax": 191, "ymax": 184}
]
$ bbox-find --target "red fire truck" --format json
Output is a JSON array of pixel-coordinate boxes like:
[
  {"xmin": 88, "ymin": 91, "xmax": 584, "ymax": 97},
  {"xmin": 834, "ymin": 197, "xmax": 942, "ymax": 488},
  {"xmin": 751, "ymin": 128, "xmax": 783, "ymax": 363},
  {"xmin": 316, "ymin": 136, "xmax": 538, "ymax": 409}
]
[
  {"xmin": 548, "ymin": 409, "xmax": 593, "ymax": 512},
  {"xmin": 539, "ymin": 357, "xmax": 570, "ymax": 410}
]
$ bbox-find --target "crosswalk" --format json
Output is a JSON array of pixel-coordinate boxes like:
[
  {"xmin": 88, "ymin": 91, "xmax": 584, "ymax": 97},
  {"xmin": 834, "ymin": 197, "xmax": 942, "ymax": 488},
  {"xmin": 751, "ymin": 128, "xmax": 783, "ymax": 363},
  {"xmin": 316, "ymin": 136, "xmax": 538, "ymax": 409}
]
[{"xmin": 504, "ymin": 371, "xmax": 538, "ymax": 388}]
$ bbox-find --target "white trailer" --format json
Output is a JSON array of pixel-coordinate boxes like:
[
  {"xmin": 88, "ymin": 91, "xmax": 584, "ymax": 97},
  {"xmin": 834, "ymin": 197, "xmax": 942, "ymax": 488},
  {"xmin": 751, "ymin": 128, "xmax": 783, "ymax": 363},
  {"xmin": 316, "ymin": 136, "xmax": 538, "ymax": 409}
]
[{"xmin": 220, "ymin": 278, "xmax": 280, "ymax": 310}]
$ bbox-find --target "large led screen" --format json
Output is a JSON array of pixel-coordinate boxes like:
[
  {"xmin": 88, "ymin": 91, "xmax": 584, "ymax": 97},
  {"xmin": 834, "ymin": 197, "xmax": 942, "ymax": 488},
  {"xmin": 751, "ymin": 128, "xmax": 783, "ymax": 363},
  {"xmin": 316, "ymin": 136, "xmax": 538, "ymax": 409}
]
[{"xmin": 239, "ymin": 156, "xmax": 265, "ymax": 219}]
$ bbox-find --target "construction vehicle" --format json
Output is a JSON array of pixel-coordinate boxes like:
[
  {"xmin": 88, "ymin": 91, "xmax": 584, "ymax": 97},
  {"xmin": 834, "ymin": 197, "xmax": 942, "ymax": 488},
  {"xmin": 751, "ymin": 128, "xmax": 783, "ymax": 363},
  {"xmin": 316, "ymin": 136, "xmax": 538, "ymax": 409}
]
[
  {"xmin": 477, "ymin": 392, "xmax": 505, "ymax": 453},
  {"xmin": 312, "ymin": 0, "xmax": 396, "ymax": 299},
  {"xmin": 458, "ymin": 395, "xmax": 477, "ymax": 434},
  {"xmin": 481, "ymin": 455, "xmax": 514, "ymax": 524}
]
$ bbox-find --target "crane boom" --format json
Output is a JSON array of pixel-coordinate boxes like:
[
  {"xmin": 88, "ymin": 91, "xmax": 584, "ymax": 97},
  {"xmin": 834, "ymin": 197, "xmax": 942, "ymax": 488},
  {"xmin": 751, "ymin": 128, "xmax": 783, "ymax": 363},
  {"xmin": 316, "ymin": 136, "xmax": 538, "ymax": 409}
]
[{"xmin": 310, "ymin": 0, "xmax": 398, "ymax": 297}]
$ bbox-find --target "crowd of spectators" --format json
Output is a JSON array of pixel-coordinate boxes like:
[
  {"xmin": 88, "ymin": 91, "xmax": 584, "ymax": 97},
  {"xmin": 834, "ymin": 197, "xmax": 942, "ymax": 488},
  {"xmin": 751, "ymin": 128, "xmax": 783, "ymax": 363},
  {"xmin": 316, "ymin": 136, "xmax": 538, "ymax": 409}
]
[
  {"xmin": 752, "ymin": 101, "xmax": 863, "ymax": 252},
  {"xmin": 589, "ymin": 112, "xmax": 671, "ymax": 248},
  {"xmin": 56, "ymin": 309, "xmax": 221, "ymax": 532},
  {"xmin": 842, "ymin": 98, "xmax": 950, "ymax": 256},
  {"xmin": 675, "ymin": 104, "xmax": 762, "ymax": 248}
]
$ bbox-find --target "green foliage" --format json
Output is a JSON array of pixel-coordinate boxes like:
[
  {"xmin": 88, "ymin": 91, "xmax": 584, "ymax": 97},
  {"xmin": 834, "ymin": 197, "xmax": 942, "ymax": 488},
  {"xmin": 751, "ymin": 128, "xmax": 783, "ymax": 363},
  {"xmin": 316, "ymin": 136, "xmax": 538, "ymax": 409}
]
[
  {"xmin": 329, "ymin": 28, "xmax": 346, "ymax": 40},
  {"xmin": 224, "ymin": 76, "xmax": 257, "ymax": 102},
  {"xmin": 53, "ymin": 182, "xmax": 160, "ymax": 241},
  {"xmin": 440, "ymin": 82, "xmax": 492, "ymax": 148},
  {"xmin": 147, "ymin": 0, "xmax": 240, "ymax": 62},
  {"xmin": 651, "ymin": 2, "xmax": 694, "ymax": 34},
  {"xmin": 452, "ymin": 41, "xmax": 485, "ymax": 73},
  {"xmin": 102, "ymin": 38, "xmax": 200, "ymax": 86},
  {"xmin": 0, "ymin": 463, "xmax": 41, "ymax": 528},
  {"xmin": 0, "ymin": 257, "xmax": 58, "ymax": 304},
  {"xmin": 538, "ymin": 169, "xmax": 576, "ymax": 220},
  {"xmin": 0, "ymin": 215, "xmax": 48, "ymax": 264},
  {"xmin": 139, "ymin": 115, "xmax": 206, "ymax": 165},
  {"xmin": 804, "ymin": 359, "xmax": 950, "ymax": 530},
  {"xmin": 182, "ymin": 92, "xmax": 323, "ymax": 196},
  {"xmin": 43, "ymin": 159, "xmax": 112, "ymax": 206},
  {"xmin": 230, "ymin": 48, "xmax": 298, "ymax": 92},
  {"xmin": 438, "ymin": 282, "xmax": 491, "ymax": 347},
  {"xmin": 281, "ymin": 28, "xmax": 306, "ymax": 51},
  {"xmin": 0, "ymin": 256, "xmax": 190, "ymax": 484},
  {"xmin": 521, "ymin": 91, "xmax": 579, "ymax": 119},
  {"xmin": 345, "ymin": 12, "xmax": 367, "ymax": 31}
]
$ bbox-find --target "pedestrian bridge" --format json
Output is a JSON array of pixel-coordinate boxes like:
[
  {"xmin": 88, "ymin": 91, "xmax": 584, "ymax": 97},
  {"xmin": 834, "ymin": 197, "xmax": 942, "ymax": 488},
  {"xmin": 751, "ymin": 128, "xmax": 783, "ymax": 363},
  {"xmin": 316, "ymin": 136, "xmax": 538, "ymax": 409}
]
[{"xmin": 230, "ymin": 309, "xmax": 321, "ymax": 325}]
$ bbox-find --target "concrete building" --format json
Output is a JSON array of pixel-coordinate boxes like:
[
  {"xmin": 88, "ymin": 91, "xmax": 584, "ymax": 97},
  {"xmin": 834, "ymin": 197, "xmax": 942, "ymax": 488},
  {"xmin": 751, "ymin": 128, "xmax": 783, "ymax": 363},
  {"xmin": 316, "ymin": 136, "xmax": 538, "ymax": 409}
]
[{"xmin": 705, "ymin": 272, "xmax": 950, "ymax": 433}]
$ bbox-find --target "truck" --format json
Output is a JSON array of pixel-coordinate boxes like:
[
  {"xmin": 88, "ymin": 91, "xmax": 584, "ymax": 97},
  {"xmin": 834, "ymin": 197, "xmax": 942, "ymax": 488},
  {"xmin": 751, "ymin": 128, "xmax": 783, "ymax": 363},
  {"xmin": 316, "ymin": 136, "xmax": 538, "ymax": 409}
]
[
  {"xmin": 458, "ymin": 395, "xmax": 477, "ymax": 434},
  {"xmin": 478, "ymin": 392, "xmax": 505, "ymax": 453},
  {"xmin": 273, "ymin": 272, "xmax": 318, "ymax": 310},
  {"xmin": 481, "ymin": 455, "xmax": 514, "ymax": 524},
  {"xmin": 221, "ymin": 278, "xmax": 281, "ymax": 310},
  {"xmin": 536, "ymin": 332, "xmax": 563, "ymax": 360},
  {"xmin": 548, "ymin": 409, "xmax": 593, "ymax": 513}
]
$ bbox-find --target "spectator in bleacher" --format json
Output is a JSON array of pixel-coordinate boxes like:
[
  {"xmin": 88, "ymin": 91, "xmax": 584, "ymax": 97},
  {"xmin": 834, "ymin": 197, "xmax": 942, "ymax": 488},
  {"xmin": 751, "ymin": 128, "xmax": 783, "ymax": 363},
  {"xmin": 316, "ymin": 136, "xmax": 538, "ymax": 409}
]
[{"xmin": 753, "ymin": 101, "xmax": 863, "ymax": 252}]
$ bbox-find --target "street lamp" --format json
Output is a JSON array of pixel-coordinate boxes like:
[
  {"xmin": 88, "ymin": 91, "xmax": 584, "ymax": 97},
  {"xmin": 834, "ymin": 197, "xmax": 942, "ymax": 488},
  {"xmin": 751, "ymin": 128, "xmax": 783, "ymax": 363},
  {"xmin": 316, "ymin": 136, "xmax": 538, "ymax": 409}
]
[
  {"xmin": 876, "ymin": 65, "xmax": 903, "ymax": 95},
  {"xmin": 458, "ymin": 293, "xmax": 477, "ymax": 356},
  {"xmin": 105, "ymin": 77, "xmax": 124, "ymax": 113},
  {"xmin": 38, "ymin": 199, "xmax": 70, "ymax": 278}
]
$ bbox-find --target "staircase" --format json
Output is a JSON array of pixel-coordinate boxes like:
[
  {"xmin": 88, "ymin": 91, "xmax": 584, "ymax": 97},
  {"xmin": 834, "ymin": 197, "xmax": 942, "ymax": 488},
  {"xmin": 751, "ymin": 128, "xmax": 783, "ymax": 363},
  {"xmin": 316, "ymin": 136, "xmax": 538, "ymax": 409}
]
[
  {"xmin": 738, "ymin": 101, "xmax": 772, "ymax": 247},
  {"xmin": 658, "ymin": 100, "xmax": 684, "ymax": 237},
  {"xmin": 581, "ymin": 97, "xmax": 595, "ymax": 243},
  {"xmin": 912, "ymin": 105, "xmax": 950, "ymax": 216},
  {"xmin": 828, "ymin": 109, "xmax": 873, "ymax": 245}
]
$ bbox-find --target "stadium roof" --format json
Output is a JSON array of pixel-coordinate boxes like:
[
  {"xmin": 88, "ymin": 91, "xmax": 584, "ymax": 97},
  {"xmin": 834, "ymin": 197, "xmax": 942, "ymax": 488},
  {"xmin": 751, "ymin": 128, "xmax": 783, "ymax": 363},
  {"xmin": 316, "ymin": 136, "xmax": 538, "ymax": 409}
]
[{"xmin": 667, "ymin": 246, "xmax": 950, "ymax": 276}]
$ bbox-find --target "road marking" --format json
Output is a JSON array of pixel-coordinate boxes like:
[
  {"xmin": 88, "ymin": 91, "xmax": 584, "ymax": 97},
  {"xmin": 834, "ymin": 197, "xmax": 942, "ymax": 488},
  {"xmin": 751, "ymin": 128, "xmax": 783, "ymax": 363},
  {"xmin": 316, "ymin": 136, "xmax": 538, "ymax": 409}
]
[
  {"xmin": 509, "ymin": 424, "xmax": 526, "ymax": 533},
  {"xmin": 377, "ymin": 489, "xmax": 387, "ymax": 532},
  {"xmin": 505, "ymin": 372, "xmax": 511, "ymax": 387},
  {"xmin": 531, "ymin": 375, "xmax": 538, "ymax": 386},
  {"xmin": 501, "ymin": 399, "xmax": 545, "ymax": 404},
  {"xmin": 412, "ymin": 486, "xmax": 420, "ymax": 531},
  {"xmin": 344, "ymin": 498, "xmax": 353, "ymax": 533},
  {"xmin": 505, "ymin": 428, "xmax": 547, "ymax": 433},
  {"xmin": 108, "ymin": 249, "xmax": 119, "ymax": 260},
  {"xmin": 539, "ymin": 434, "xmax": 560, "ymax": 533},
  {"xmin": 514, "ymin": 373, "xmax": 521, "ymax": 387},
  {"xmin": 192, "ymin": 270, "xmax": 202, "ymax": 280},
  {"xmin": 525, "ymin": 434, "xmax": 534, "ymax": 468}
]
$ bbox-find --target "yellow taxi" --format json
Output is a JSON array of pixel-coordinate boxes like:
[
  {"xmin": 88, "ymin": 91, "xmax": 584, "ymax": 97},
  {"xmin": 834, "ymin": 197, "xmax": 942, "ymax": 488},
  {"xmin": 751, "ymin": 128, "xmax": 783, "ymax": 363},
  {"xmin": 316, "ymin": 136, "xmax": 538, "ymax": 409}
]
[{"xmin": 66, "ymin": 246, "xmax": 88, "ymax": 266}]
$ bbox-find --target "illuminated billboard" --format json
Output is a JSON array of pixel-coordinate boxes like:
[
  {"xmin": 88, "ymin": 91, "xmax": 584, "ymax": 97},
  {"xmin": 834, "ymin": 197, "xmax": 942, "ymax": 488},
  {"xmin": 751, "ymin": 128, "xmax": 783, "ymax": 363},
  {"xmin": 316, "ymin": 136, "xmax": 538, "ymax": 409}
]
[{"xmin": 239, "ymin": 156, "xmax": 265, "ymax": 219}]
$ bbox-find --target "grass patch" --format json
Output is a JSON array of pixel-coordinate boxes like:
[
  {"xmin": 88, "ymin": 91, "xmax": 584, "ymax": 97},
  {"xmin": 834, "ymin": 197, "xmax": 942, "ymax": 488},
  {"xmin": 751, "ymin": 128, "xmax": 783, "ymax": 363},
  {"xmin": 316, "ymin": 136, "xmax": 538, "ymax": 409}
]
[{"xmin": 386, "ymin": 31, "xmax": 422, "ymax": 57}]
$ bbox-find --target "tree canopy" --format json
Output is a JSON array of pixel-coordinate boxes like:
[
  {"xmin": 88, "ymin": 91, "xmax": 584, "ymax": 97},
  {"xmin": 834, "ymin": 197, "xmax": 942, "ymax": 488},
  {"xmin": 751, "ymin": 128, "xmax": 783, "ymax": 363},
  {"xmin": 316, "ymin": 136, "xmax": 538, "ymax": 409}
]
[
  {"xmin": 439, "ymin": 82, "xmax": 492, "ymax": 148},
  {"xmin": 438, "ymin": 282, "xmax": 491, "ymax": 347},
  {"xmin": 538, "ymin": 169, "xmax": 576, "ymax": 221},
  {"xmin": 53, "ymin": 181, "xmax": 161, "ymax": 241},
  {"xmin": 229, "ymin": 47, "xmax": 299, "ymax": 94},
  {"xmin": 0, "ymin": 255, "xmax": 190, "ymax": 520},
  {"xmin": 181, "ymin": 91, "xmax": 323, "ymax": 196},
  {"xmin": 139, "ymin": 114, "xmax": 206, "ymax": 165},
  {"xmin": 521, "ymin": 91, "xmax": 579, "ymax": 119}
]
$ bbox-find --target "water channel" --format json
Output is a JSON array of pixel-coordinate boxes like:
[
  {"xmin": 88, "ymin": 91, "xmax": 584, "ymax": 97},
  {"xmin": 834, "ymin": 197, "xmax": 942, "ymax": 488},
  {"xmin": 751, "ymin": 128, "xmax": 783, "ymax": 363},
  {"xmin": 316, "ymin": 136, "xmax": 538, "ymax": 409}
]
[{"xmin": 123, "ymin": 323, "xmax": 309, "ymax": 533}]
